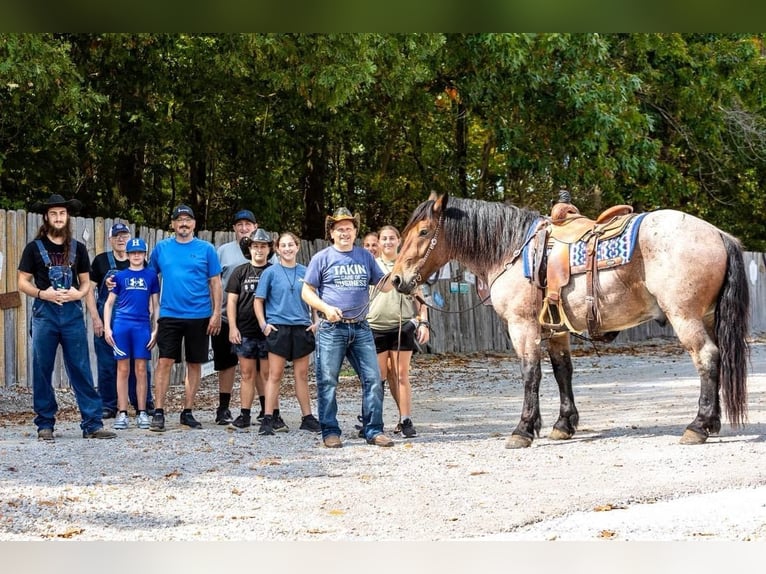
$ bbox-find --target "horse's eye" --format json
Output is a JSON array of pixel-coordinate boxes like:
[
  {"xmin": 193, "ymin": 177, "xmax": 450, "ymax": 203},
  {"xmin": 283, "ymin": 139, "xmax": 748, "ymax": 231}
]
[{"xmin": 418, "ymin": 229, "xmax": 429, "ymax": 237}]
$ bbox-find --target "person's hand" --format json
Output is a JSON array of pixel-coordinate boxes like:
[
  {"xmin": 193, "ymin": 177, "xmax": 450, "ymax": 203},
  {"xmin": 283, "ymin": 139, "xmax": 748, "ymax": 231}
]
[
  {"xmin": 92, "ymin": 316, "xmax": 104, "ymax": 337},
  {"xmin": 323, "ymin": 306, "xmax": 342, "ymax": 322},
  {"xmin": 416, "ymin": 322, "xmax": 430, "ymax": 345},
  {"xmin": 147, "ymin": 329, "xmax": 158, "ymax": 350},
  {"xmin": 207, "ymin": 313, "xmax": 221, "ymax": 336},
  {"xmin": 104, "ymin": 328, "xmax": 115, "ymax": 347},
  {"xmin": 229, "ymin": 326, "xmax": 242, "ymax": 345}
]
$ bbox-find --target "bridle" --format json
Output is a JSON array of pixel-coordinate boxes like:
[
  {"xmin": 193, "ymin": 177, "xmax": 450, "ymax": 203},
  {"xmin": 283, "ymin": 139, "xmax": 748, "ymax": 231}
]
[{"xmin": 409, "ymin": 210, "xmax": 444, "ymax": 288}]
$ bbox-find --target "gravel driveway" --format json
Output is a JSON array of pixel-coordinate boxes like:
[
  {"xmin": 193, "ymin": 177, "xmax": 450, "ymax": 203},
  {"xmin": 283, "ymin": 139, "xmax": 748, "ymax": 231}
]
[{"xmin": 1, "ymin": 338, "xmax": 764, "ymax": 541}]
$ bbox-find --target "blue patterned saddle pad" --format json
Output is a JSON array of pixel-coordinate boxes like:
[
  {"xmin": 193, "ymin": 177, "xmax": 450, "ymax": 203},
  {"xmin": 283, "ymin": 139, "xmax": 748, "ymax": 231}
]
[{"xmin": 523, "ymin": 212, "xmax": 647, "ymax": 278}]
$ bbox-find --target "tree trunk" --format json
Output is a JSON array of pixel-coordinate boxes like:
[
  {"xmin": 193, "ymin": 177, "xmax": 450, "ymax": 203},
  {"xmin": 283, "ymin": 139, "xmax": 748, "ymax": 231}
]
[{"xmin": 302, "ymin": 143, "xmax": 327, "ymax": 240}]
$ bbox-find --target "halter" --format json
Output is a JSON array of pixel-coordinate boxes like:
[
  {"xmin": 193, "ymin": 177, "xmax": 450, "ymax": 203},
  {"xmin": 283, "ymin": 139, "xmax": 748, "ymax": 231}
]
[{"xmin": 410, "ymin": 210, "xmax": 444, "ymax": 288}]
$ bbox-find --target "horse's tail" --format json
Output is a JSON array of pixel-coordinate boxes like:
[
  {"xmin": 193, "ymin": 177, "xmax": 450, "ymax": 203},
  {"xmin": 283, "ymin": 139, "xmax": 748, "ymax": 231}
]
[{"xmin": 715, "ymin": 233, "xmax": 750, "ymax": 427}]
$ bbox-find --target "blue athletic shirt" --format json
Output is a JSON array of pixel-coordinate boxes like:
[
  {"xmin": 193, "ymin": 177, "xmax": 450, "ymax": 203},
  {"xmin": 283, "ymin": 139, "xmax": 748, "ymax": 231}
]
[
  {"xmin": 149, "ymin": 237, "xmax": 222, "ymax": 319},
  {"xmin": 111, "ymin": 267, "xmax": 160, "ymax": 322},
  {"xmin": 304, "ymin": 245, "xmax": 385, "ymax": 318},
  {"xmin": 255, "ymin": 263, "xmax": 312, "ymax": 326}
]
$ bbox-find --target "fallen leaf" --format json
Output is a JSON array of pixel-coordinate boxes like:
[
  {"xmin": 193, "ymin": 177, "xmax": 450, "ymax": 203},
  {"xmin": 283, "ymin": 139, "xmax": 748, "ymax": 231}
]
[
  {"xmin": 57, "ymin": 527, "xmax": 84, "ymax": 538},
  {"xmin": 329, "ymin": 509, "xmax": 345, "ymax": 516},
  {"xmin": 598, "ymin": 530, "xmax": 617, "ymax": 539}
]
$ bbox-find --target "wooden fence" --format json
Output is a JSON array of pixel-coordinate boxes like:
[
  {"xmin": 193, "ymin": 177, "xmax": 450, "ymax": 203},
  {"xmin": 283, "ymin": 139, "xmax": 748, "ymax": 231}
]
[{"xmin": 1, "ymin": 208, "xmax": 765, "ymax": 388}]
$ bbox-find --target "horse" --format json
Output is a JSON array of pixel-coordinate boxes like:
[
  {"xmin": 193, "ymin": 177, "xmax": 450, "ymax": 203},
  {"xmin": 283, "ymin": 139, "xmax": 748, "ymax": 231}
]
[{"xmin": 390, "ymin": 192, "xmax": 750, "ymax": 448}]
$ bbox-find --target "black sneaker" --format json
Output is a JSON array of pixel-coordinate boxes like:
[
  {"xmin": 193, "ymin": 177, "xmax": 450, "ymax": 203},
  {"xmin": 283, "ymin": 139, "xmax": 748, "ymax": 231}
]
[
  {"xmin": 400, "ymin": 418, "xmax": 417, "ymax": 438},
  {"xmin": 229, "ymin": 413, "xmax": 251, "ymax": 430},
  {"xmin": 180, "ymin": 411, "xmax": 202, "ymax": 429},
  {"xmin": 145, "ymin": 402, "xmax": 156, "ymax": 416},
  {"xmin": 256, "ymin": 411, "xmax": 265, "ymax": 422},
  {"xmin": 102, "ymin": 408, "xmax": 117, "ymax": 419},
  {"xmin": 150, "ymin": 412, "xmax": 165, "ymax": 432},
  {"xmin": 299, "ymin": 414, "xmax": 321, "ymax": 433},
  {"xmin": 258, "ymin": 415, "xmax": 274, "ymax": 436},
  {"xmin": 272, "ymin": 413, "xmax": 289, "ymax": 433},
  {"xmin": 355, "ymin": 414, "xmax": 365, "ymax": 438},
  {"xmin": 215, "ymin": 407, "xmax": 233, "ymax": 425}
]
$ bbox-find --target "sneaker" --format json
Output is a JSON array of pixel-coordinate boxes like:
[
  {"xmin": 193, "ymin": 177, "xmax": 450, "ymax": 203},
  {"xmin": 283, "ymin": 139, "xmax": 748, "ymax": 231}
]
[
  {"xmin": 150, "ymin": 412, "xmax": 165, "ymax": 432},
  {"xmin": 114, "ymin": 411, "xmax": 129, "ymax": 430},
  {"xmin": 400, "ymin": 418, "xmax": 417, "ymax": 438},
  {"xmin": 299, "ymin": 414, "xmax": 321, "ymax": 433},
  {"xmin": 137, "ymin": 411, "xmax": 151, "ymax": 429},
  {"xmin": 37, "ymin": 428, "xmax": 54, "ymax": 442},
  {"xmin": 255, "ymin": 411, "xmax": 265, "ymax": 422},
  {"xmin": 229, "ymin": 413, "xmax": 251, "ymax": 431},
  {"xmin": 272, "ymin": 413, "xmax": 289, "ymax": 433},
  {"xmin": 258, "ymin": 415, "xmax": 274, "ymax": 436},
  {"xmin": 393, "ymin": 422, "xmax": 402, "ymax": 434},
  {"xmin": 180, "ymin": 411, "xmax": 202, "ymax": 429},
  {"xmin": 323, "ymin": 434, "xmax": 343, "ymax": 448},
  {"xmin": 215, "ymin": 407, "xmax": 233, "ymax": 425},
  {"xmin": 367, "ymin": 433, "xmax": 394, "ymax": 447},
  {"xmin": 355, "ymin": 414, "xmax": 365, "ymax": 438},
  {"xmin": 145, "ymin": 402, "xmax": 156, "ymax": 416},
  {"xmin": 83, "ymin": 428, "xmax": 117, "ymax": 439},
  {"xmin": 102, "ymin": 408, "xmax": 117, "ymax": 419}
]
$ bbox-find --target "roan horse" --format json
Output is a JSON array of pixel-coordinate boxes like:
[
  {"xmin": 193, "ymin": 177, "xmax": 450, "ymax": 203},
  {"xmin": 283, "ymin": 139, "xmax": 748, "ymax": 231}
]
[{"xmin": 391, "ymin": 192, "xmax": 750, "ymax": 448}]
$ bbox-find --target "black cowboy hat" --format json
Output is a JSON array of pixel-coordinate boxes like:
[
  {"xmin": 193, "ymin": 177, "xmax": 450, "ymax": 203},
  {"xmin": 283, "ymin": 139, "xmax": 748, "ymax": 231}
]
[
  {"xmin": 239, "ymin": 228, "xmax": 273, "ymax": 256},
  {"xmin": 31, "ymin": 194, "xmax": 83, "ymax": 215}
]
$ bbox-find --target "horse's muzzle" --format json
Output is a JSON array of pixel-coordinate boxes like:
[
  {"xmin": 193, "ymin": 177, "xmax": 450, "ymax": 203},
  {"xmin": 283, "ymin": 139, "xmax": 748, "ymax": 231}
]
[{"xmin": 391, "ymin": 274, "xmax": 415, "ymax": 294}]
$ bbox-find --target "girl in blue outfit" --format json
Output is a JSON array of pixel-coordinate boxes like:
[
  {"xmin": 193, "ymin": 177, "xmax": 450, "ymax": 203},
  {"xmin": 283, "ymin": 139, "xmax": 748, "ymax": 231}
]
[{"xmin": 104, "ymin": 238, "xmax": 160, "ymax": 430}]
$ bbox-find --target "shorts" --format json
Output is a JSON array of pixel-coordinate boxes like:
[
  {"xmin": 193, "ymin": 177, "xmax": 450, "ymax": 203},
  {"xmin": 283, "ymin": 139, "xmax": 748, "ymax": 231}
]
[
  {"xmin": 112, "ymin": 320, "xmax": 152, "ymax": 361},
  {"xmin": 373, "ymin": 322, "xmax": 417, "ymax": 353},
  {"xmin": 212, "ymin": 322, "xmax": 239, "ymax": 371},
  {"xmin": 233, "ymin": 336, "xmax": 269, "ymax": 361},
  {"xmin": 157, "ymin": 317, "xmax": 210, "ymax": 364},
  {"xmin": 266, "ymin": 324, "xmax": 316, "ymax": 361}
]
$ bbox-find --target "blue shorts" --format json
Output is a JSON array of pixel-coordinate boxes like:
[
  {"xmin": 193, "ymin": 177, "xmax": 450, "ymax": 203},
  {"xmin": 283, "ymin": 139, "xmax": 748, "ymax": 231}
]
[
  {"xmin": 233, "ymin": 336, "xmax": 268, "ymax": 360},
  {"xmin": 112, "ymin": 320, "xmax": 152, "ymax": 361}
]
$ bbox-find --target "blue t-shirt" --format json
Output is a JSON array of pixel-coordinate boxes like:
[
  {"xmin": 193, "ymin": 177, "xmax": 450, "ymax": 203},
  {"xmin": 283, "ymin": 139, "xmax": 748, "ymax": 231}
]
[
  {"xmin": 304, "ymin": 246, "xmax": 385, "ymax": 318},
  {"xmin": 149, "ymin": 237, "xmax": 222, "ymax": 319},
  {"xmin": 255, "ymin": 263, "xmax": 312, "ymax": 326},
  {"xmin": 111, "ymin": 267, "xmax": 160, "ymax": 323}
]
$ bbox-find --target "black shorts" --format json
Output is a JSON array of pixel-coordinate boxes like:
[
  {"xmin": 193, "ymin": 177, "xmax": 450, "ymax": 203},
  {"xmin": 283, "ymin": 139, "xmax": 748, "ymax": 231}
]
[
  {"xmin": 212, "ymin": 322, "xmax": 239, "ymax": 371},
  {"xmin": 266, "ymin": 324, "xmax": 316, "ymax": 361},
  {"xmin": 373, "ymin": 322, "xmax": 417, "ymax": 353},
  {"xmin": 157, "ymin": 317, "xmax": 210, "ymax": 364}
]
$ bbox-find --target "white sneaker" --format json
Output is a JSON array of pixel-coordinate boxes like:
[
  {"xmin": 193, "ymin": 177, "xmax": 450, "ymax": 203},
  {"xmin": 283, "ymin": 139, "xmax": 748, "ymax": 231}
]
[
  {"xmin": 114, "ymin": 411, "xmax": 130, "ymax": 430},
  {"xmin": 137, "ymin": 411, "xmax": 151, "ymax": 429}
]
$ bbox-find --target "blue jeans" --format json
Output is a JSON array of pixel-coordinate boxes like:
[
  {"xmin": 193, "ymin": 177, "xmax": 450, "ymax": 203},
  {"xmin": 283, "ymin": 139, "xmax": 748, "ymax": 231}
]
[
  {"xmin": 31, "ymin": 300, "xmax": 103, "ymax": 434},
  {"xmin": 315, "ymin": 320, "xmax": 384, "ymax": 440},
  {"xmin": 94, "ymin": 332, "xmax": 154, "ymax": 411}
]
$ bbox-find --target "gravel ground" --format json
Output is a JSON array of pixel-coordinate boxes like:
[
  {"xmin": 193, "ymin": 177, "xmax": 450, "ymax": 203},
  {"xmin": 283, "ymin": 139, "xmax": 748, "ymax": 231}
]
[{"xmin": 1, "ymin": 338, "xmax": 765, "ymax": 542}]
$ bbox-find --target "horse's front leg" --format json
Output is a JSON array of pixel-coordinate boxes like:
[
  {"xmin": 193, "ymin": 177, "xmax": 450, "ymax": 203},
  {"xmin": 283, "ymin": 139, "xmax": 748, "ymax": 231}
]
[
  {"xmin": 505, "ymin": 323, "xmax": 544, "ymax": 449},
  {"xmin": 547, "ymin": 333, "xmax": 579, "ymax": 440}
]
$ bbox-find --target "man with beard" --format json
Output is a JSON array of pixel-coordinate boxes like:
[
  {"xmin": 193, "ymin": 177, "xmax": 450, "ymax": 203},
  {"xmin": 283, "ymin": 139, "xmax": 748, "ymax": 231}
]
[
  {"xmin": 17, "ymin": 194, "xmax": 117, "ymax": 441},
  {"xmin": 148, "ymin": 204, "xmax": 222, "ymax": 432}
]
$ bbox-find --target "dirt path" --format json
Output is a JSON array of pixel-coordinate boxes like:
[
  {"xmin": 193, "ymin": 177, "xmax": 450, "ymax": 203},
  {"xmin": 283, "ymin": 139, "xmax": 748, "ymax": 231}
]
[{"xmin": 0, "ymin": 339, "xmax": 764, "ymax": 541}]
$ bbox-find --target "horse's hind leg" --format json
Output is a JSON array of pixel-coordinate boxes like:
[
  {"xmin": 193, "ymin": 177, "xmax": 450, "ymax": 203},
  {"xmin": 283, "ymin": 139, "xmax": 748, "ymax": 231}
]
[{"xmin": 547, "ymin": 333, "xmax": 579, "ymax": 440}]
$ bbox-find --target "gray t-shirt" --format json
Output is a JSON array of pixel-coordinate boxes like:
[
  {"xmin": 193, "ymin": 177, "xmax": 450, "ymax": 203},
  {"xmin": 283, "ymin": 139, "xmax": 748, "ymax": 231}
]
[{"xmin": 217, "ymin": 240, "xmax": 248, "ymax": 324}]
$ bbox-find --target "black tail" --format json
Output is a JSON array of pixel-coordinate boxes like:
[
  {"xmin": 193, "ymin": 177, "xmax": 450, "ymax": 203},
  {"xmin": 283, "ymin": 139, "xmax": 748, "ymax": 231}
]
[{"xmin": 715, "ymin": 234, "xmax": 750, "ymax": 427}]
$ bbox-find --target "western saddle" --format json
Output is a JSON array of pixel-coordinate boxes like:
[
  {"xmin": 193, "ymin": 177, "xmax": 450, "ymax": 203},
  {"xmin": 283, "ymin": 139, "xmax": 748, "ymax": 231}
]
[{"xmin": 533, "ymin": 195, "xmax": 635, "ymax": 340}]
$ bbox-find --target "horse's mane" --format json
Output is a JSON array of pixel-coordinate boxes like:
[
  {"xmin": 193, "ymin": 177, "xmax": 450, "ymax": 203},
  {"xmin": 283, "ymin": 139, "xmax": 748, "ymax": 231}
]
[{"xmin": 406, "ymin": 196, "xmax": 540, "ymax": 275}]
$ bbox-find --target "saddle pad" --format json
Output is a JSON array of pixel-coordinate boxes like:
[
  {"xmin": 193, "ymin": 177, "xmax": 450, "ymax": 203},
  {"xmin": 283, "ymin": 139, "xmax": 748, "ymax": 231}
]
[
  {"xmin": 569, "ymin": 212, "xmax": 647, "ymax": 273},
  {"xmin": 523, "ymin": 213, "xmax": 647, "ymax": 279}
]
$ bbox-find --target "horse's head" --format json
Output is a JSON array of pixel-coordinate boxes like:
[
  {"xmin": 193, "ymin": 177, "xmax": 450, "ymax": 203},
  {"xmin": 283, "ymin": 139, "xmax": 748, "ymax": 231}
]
[{"xmin": 391, "ymin": 192, "xmax": 451, "ymax": 294}]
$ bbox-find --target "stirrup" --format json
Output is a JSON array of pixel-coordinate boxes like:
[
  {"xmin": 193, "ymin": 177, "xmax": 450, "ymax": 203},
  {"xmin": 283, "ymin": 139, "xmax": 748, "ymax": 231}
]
[{"xmin": 538, "ymin": 300, "xmax": 568, "ymax": 332}]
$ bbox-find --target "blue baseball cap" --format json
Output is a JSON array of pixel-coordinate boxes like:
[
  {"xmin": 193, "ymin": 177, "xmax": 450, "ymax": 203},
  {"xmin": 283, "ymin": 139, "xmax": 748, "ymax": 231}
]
[
  {"xmin": 172, "ymin": 204, "xmax": 195, "ymax": 220},
  {"xmin": 109, "ymin": 222, "xmax": 131, "ymax": 238},
  {"xmin": 233, "ymin": 209, "xmax": 256, "ymax": 224},
  {"xmin": 126, "ymin": 237, "xmax": 147, "ymax": 253}
]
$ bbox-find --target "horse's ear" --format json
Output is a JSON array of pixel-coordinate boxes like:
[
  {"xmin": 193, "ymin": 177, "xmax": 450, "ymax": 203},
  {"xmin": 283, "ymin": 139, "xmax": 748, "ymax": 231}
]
[{"xmin": 430, "ymin": 191, "xmax": 448, "ymax": 215}]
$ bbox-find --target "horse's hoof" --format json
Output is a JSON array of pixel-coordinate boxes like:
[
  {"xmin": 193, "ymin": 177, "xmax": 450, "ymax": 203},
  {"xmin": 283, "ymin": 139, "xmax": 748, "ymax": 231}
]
[
  {"xmin": 679, "ymin": 429, "xmax": 708, "ymax": 445},
  {"xmin": 505, "ymin": 435, "xmax": 532, "ymax": 449},
  {"xmin": 549, "ymin": 428, "xmax": 572, "ymax": 440}
]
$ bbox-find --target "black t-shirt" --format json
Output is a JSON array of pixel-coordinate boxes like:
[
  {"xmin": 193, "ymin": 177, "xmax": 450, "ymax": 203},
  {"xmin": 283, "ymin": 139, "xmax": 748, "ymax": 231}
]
[
  {"xmin": 17, "ymin": 236, "xmax": 91, "ymax": 290},
  {"xmin": 90, "ymin": 251, "xmax": 131, "ymax": 287},
  {"xmin": 226, "ymin": 262, "xmax": 270, "ymax": 339}
]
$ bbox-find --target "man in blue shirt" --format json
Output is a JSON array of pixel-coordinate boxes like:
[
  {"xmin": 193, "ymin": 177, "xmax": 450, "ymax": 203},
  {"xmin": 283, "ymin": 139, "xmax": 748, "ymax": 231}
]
[
  {"xmin": 148, "ymin": 204, "xmax": 222, "ymax": 431},
  {"xmin": 302, "ymin": 207, "xmax": 395, "ymax": 448}
]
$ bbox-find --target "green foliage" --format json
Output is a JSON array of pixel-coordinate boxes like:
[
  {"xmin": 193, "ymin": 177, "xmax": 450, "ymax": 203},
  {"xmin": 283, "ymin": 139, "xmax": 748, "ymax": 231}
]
[{"xmin": 1, "ymin": 33, "xmax": 765, "ymax": 249}]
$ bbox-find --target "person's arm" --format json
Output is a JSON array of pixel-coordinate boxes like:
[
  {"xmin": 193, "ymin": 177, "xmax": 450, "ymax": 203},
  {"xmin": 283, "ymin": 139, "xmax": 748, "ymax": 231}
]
[
  {"xmin": 17, "ymin": 270, "xmax": 48, "ymax": 301},
  {"xmin": 227, "ymin": 292, "xmax": 242, "ymax": 344},
  {"xmin": 147, "ymin": 292, "xmax": 159, "ymax": 349},
  {"xmin": 207, "ymin": 274, "xmax": 222, "ymax": 336},
  {"xmin": 103, "ymin": 291, "xmax": 117, "ymax": 347},
  {"xmin": 86, "ymin": 280, "xmax": 104, "ymax": 337},
  {"xmin": 301, "ymin": 282, "xmax": 342, "ymax": 322},
  {"xmin": 254, "ymin": 297, "xmax": 276, "ymax": 336},
  {"xmin": 414, "ymin": 288, "xmax": 430, "ymax": 345}
]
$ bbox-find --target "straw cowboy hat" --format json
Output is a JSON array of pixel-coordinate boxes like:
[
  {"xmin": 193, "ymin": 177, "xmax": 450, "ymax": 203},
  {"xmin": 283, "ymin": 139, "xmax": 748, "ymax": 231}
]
[
  {"xmin": 31, "ymin": 194, "xmax": 83, "ymax": 215},
  {"xmin": 325, "ymin": 207, "xmax": 360, "ymax": 240}
]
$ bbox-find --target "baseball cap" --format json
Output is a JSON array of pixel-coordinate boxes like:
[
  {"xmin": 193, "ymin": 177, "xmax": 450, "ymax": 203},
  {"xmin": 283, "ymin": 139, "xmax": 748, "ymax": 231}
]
[
  {"xmin": 126, "ymin": 237, "xmax": 148, "ymax": 253},
  {"xmin": 172, "ymin": 204, "xmax": 195, "ymax": 220},
  {"xmin": 233, "ymin": 209, "xmax": 256, "ymax": 224},
  {"xmin": 109, "ymin": 223, "xmax": 131, "ymax": 238}
]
